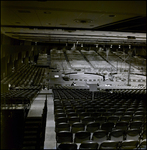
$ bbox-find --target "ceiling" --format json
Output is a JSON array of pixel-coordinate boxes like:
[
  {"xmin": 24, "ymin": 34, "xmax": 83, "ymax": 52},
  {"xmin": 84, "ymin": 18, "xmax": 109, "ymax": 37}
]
[{"xmin": 1, "ymin": 1, "xmax": 146, "ymax": 45}]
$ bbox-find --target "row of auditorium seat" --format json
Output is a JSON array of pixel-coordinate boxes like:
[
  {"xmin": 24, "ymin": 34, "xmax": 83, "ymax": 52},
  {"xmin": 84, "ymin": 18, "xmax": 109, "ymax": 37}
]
[
  {"xmin": 53, "ymin": 87, "xmax": 146, "ymax": 149},
  {"xmin": 1, "ymin": 86, "xmax": 41, "ymax": 107},
  {"xmin": 1, "ymin": 64, "xmax": 45, "ymax": 87},
  {"xmin": 55, "ymin": 125, "xmax": 146, "ymax": 141},
  {"xmin": 53, "ymin": 88, "xmax": 146, "ymax": 100},
  {"xmin": 57, "ymin": 139, "xmax": 146, "ymax": 150}
]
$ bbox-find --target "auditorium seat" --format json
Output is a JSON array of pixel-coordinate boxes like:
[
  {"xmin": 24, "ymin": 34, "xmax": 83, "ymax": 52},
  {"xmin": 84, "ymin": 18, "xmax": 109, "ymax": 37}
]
[
  {"xmin": 120, "ymin": 115, "xmax": 132, "ymax": 122},
  {"xmin": 119, "ymin": 140, "xmax": 139, "ymax": 150},
  {"xmin": 86, "ymin": 122, "xmax": 100, "ymax": 133},
  {"xmin": 76, "ymin": 108, "xmax": 86, "ymax": 115},
  {"xmin": 71, "ymin": 122, "xmax": 85, "ymax": 133},
  {"xmin": 132, "ymin": 115, "xmax": 145, "ymax": 122},
  {"xmin": 67, "ymin": 112, "xmax": 78, "ymax": 118},
  {"xmin": 114, "ymin": 111, "xmax": 124, "ymax": 116},
  {"xmin": 79, "ymin": 140, "xmax": 99, "ymax": 150},
  {"xmin": 66, "ymin": 108, "xmax": 76, "ymax": 113},
  {"xmin": 115, "ymin": 121, "xmax": 129, "ymax": 130},
  {"xmin": 94, "ymin": 116, "xmax": 107, "ymax": 125},
  {"xmin": 92, "ymin": 130, "xmax": 108, "ymax": 144},
  {"xmin": 91, "ymin": 112, "xmax": 102, "ymax": 119},
  {"xmin": 79, "ymin": 112, "xmax": 91, "ymax": 119},
  {"xmin": 55, "ymin": 113, "xmax": 66, "ymax": 120},
  {"xmin": 125, "ymin": 129, "xmax": 142, "ymax": 141},
  {"xmin": 99, "ymin": 140, "xmax": 119, "ymax": 149},
  {"xmin": 55, "ymin": 122, "xmax": 70, "ymax": 132},
  {"xmin": 107, "ymin": 116, "xmax": 119, "ymax": 124},
  {"xmin": 109, "ymin": 129, "xmax": 125, "ymax": 141},
  {"xmin": 82, "ymin": 116, "xmax": 95, "ymax": 125},
  {"xmin": 123, "ymin": 111, "xmax": 134, "ymax": 116},
  {"xmin": 55, "ymin": 117, "xmax": 68, "ymax": 125},
  {"xmin": 54, "ymin": 109, "xmax": 65, "ymax": 114},
  {"xmin": 129, "ymin": 121, "xmax": 142, "ymax": 129},
  {"xmin": 56, "ymin": 131, "xmax": 73, "ymax": 143},
  {"xmin": 68, "ymin": 116, "xmax": 80, "ymax": 125},
  {"xmin": 134, "ymin": 111, "xmax": 145, "ymax": 116},
  {"xmin": 74, "ymin": 131, "xmax": 91, "ymax": 143},
  {"xmin": 101, "ymin": 122, "xmax": 114, "ymax": 132},
  {"xmin": 57, "ymin": 142, "xmax": 77, "ymax": 150}
]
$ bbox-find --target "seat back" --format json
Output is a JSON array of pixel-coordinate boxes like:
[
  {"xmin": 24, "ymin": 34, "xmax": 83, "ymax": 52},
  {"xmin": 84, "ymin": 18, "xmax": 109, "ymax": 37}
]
[
  {"xmin": 74, "ymin": 131, "xmax": 91, "ymax": 143},
  {"xmin": 99, "ymin": 140, "xmax": 119, "ymax": 150},
  {"xmin": 79, "ymin": 140, "xmax": 99, "ymax": 150},
  {"xmin": 56, "ymin": 131, "xmax": 73, "ymax": 143},
  {"xmin": 86, "ymin": 122, "xmax": 100, "ymax": 133},
  {"xmin": 101, "ymin": 122, "xmax": 114, "ymax": 132},
  {"xmin": 55, "ymin": 122, "xmax": 70, "ymax": 132},
  {"xmin": 125, "ymin": 129, "xmax": 141, "ymax": 141},
  {"xmin": 71, "ymin": 122, "xmax": 85, "ymax": 133},
  {"xmin": 82, "ymin": 116, "xmax": 95, "ymax": 125},
  {"xmin": 110, "ymin": 129, "xmax": 125, "ymax": 141},
  {"xmin": 129, "ymin": 121, "xmax": 142, "ymax": 129},
  {"xmin": 57, "ymin": 142, "xmax": 77, "ymax": 150},
  {"xmin": 115, "ymin": 121, "xmax": 128, "ymax": 130},
  {"xmin": 92, "ymin": 130, "xmax": 108, "ymax": 144},
  {"xmin": 119, "ymin": 140, "xmax": 139, "ymax": 150},
  {"xmin": 68, "ymin": 116, "xmax": 80, "ymax": 125}
]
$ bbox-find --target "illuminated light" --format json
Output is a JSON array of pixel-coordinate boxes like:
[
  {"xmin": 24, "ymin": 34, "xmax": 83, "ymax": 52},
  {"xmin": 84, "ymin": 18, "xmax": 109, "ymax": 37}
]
[
  {"xmin": 129, "ymin": 45, "xmax": 131, "ymax": 49},
  {"xmin": 81, "ymin": 43, "xmax": 83, "ymax": 47},
  {"xmin": 110, "ymin": 45, "xmax": 113, "ymax": 48},
  {"xmin": 21, "ymin": 60, "xmax": 23, "ymax": 63},
  {"xmin": 118, "ymin": 45, "xmax": 121, "ymax": 48},
  {"xmin": 8, "ymin": 84, "xmax": 11, "ymax": 88},
  {"xmin": 96, "ymin": 44, "xmax": 98, "ymax": 48},
  {"xmin": 54, "ymin": 75, "xmax": 59, "ymax": 78},
  {"xmin": 76, "ymin": 40, "xmax": 78, "ymax": 44}
]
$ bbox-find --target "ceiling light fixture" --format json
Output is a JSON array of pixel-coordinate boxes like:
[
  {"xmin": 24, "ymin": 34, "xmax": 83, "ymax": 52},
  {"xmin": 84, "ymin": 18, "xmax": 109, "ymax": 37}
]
[{"xmin": 74, "ymin": 19, "xmax": 93, "ymax": 23}]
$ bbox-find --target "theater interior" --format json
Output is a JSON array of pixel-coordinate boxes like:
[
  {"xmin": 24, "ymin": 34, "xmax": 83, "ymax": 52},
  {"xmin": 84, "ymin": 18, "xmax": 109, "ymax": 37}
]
[{"xmin": 1, "ymin": 1, "xmax": 146, "ymax": 149}]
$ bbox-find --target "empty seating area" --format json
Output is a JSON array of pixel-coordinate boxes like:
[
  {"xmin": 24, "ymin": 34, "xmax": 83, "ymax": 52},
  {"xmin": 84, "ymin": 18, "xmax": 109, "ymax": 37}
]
[
  {"xmin": 1, "ymin": 64, "xmax": 45, "ymax": 87},
  {"xmin": 1, "ymin": 86, "xmax": 41, "ymax": 109},
  {"xmin": 53, "ymin": 87, "xmax": 146, "ymax": 149}
]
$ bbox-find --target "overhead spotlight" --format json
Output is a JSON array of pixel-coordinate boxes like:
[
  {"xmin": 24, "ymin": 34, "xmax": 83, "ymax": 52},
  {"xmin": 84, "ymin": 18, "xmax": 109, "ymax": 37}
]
[
  {"xmin": 96, "ymin": 44, "xmax": 98, "ymax": 48},
  {"xmin": 110, "ymin": 45, "xmax": 113, "ymax": 48},
  {"xmin": 8, "ymin": 84, "xmax": 11, "ymax": 88},
  {"xmin": 81, "ymin": 43, "xmax": 83, "ymax": 47},
  {"xmin": 118, "ymin": 45, "xmax": 121, "ymax": 48}
]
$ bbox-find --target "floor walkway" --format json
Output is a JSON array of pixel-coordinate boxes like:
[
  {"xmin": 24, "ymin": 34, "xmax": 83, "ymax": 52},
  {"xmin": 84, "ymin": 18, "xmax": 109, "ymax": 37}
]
[
  {"xmin": 43, "ymin": 89, "xmax": 56, "ymax": 149},
  {"xmin": 27, "ymin": 89, "xmax": 56, "ymax": 149}
]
